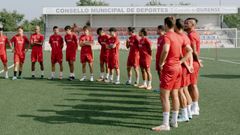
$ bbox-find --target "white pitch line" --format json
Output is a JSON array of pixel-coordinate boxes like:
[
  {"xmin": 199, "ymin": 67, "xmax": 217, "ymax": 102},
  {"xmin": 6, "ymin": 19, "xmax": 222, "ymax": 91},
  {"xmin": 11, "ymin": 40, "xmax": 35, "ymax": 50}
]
[
  {"xmin": 201, "ymin": 57, "xmax": 240, "ymax": 65},
  {"xmin": 0, "ymin": 64, "xmax": 14, "ymax": 74}
]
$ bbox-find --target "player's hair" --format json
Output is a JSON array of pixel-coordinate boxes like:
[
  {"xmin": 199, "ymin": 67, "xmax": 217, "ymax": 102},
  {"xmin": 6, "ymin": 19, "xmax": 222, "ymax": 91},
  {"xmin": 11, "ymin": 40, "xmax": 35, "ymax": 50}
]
[
  {"xmin": 186, "ymin": 17, "xmax": 198, "ymax": 24},
  {"xmin": 128, "ymin": 27, "xmax": 135, "ymax": 33},
  {"xmin": 109, "ymin": 27, "xmax": 117, "ymax": 32},
  {"xmin": 97, "ymin": 27, "xmax": 103, "ymax": 35},
  {"xmin": 157, "ymin": 25, "xmax": 164, "ymax": 31},
  {"xmin": 86, "ymin": 21, "xmax": 91, "ymax": 27},
  {"xmin": 164, "ymin": 16, "xmax": 175, "ymax": 29},
  {"xmin": 64, "ymin": 25, "xmax": 72, "ymax": 31},
  {"xmin": 83, "ymin": 25, "xmax": 90, "ymax": 31},
  {"xmin": 53, "ymin": 26, "xmax": 58, "ymax": 30},
  {"xmin": 17, "ymin": 26, "xmax": 24, "ymax": 30},
  {"xmin": 176, "ymin": 18, "xmax": 184, "ymax": 30},
  {"xmin": 140, "ymin": 28, "xmax": 147, "ymax": 36}
]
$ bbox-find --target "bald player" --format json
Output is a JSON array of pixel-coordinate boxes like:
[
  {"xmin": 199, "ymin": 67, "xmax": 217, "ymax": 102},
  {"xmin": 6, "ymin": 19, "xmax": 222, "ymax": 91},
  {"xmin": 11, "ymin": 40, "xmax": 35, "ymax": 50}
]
[{"xmin": 30, "ymin": 25, "xmax": 45, "ymax": 78}]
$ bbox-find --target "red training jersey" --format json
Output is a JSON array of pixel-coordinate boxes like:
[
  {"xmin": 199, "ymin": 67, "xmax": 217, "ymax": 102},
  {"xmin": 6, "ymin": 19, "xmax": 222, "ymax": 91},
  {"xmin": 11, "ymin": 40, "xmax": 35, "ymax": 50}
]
[
  {"xmin": 0, "ymin": 35, "xmax": 9, "ymax": 55},
  {"xmin": 49, "ymin": 34, "xmax": 64, "ymax": 55},
  {"xmin": 139, "ymin": 37, "xmax": 152, "ymax": 58},
  {"xmin": 11, "ymin": 34, "xmax": 29, "ymax": 55},
  {"xmin": 98, "ymin": 34, "xmax": 109, "ymax": 55},
  {"xmin": 156, "ymin": 35, "xmax": 165, "ymax": 61},
  {"xmin": 65, "ymin": 33, "xmax": 78, "ymax": 52},
  {"xmin": 30, "ymin": 33, "xmax": 44, "ymax": 49},
  {"xmin": 108, "ymin": 36, "xmax": 120, "ymax": 57},
  {"xmin": 188, "ymin": 30, "xmax": 200, "ymax": 55},
  {"xmin": 128, "ymin": 34, "xmax": 139, "ymax": 58},
  {"xmin": 79, "ymin": 34, "xmax": 93, "ymax": 55},
  {"xmin": 178, "ymin": 32, "xmax": 190, "ymax": 57},
  {"xmin": 163, "ymin": 31, "xmax": 182, "ymax": 66}
]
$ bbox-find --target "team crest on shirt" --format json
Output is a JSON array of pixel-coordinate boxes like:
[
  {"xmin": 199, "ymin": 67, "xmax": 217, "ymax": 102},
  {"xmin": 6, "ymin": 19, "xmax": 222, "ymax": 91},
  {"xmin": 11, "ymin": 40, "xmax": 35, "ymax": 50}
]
[
  {"xmin": 66, "ymin": 39, "xmax": 72, "ymax": 43},
  {"xmin": 54, "ymin": 37, "xmax": 59, "ymax": 41},
  {"xmin": 17, "ymin": 41, "xmax": 24, "ymax": 44},
  {"xmin": 53, "ymin": 41, "xmax": 59, "ymax": 44}
]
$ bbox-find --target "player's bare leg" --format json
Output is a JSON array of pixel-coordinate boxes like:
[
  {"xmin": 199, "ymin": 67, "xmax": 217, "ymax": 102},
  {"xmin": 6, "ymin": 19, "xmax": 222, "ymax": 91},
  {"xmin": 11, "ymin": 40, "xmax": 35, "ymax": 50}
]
[
  {"xmin": 190, "ymin": 84, "xmax": 200, "ymax": 115},
  {"xmin": 184, "ymin": 86, "xmax": 193, "ymax": 119},
  {"xmin": 31, "ymin": 62, "xmax": 36, "ymax": 78},
  {"xmin": 18, "ymin": 63, "xmax": 23, "ymax": 79},
  {"xmin": 133, "ymin": 67, "xmax": 139, "ymax": 86},
  {"xmin": 114, "ymin": 68, "xmax": 120, "ymax": 84},
  {"xmin": 97, "ymin": 63, "xmax": 105, "ymax": 81},
  {"xmin": 105, "ymin": 63, "xmax": 109, "ymax": 80},
  {"xmin": 146, "ymin": 68, "xmax": 152, "ymax": 90},
  {"xmin": 89, "ymin": 62, "xmax": 94, "ymax": 82},
  {"xmin": 59, "ymin": 63, "xmax": 63, "ymax": 79},
  {"xmin": 105, "ymin": 68, "xmax": 113, "ymax": 83},
  {"xmin": 40, "ymin": 62, "xmax": 44, "ymax": 78},
  {"xmin": 126, "ymin": 66, "xmax": 132, "ymax": 85},
  {"xmin": 178, "ymin": 87, "xmax": 189, "ymax": 122},
  {"xmin": 170, "ymin": 89, "xmax": 180, "ymax": 127},
  {"xmin": 139, "ymin": 68, "xmax": 147, "ymax": 89},
  {"xmin": 49, "ymin": 63, "xmax": 56, "ymax": 80},
  {"xmin": 80, "ymin": 63, "xmax": 87, "ymax": 81},
  {"xmin": 3, "ymin": 63, "xmax": 8, "ymax": 79},
  {"xmin": 152, "ymin": 89, "xmax": 171, "ymax": 131},
  {"xmin": 68, "ymin": 61, "xmax": 75, "ymax": 81},
  {"xmin": 13, "ymin": 63, "xmax": 19, "ymax": 80}
]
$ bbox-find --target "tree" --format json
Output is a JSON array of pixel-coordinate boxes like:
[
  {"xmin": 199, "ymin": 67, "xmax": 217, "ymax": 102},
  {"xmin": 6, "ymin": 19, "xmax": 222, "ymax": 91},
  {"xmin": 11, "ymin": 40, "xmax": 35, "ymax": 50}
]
[
  {"xmin": 146, "ymin": 0, "xmax": 165, "ymax": 6},
  {"xmin": 224, "ymin": 13, "xmax": 240, "ymax": 29},
  {"xmin": 22, "ymin": 16, "xmax": 45, "ymax": 32},
  {"xmin": 0, "ymin": 9, "xmax": 24, "ymax": 31},
  {"xmin": 76, "ymin": 0, "xmax": 109, "ymax": 6},
  {"xmin": 145, "ymin": 0, "xmax": 190, "ymax": 6},
  {"xmin": 0, "ymin": 9, "xmax": 44, "ymax": 32},
  {"xmin": 179, "ymin": 1, "xmax": 191, "ymax": 6}
]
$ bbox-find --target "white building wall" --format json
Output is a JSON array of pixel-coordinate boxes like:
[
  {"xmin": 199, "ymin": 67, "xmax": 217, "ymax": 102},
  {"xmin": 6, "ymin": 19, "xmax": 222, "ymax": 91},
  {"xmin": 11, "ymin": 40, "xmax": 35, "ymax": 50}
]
[
  {"xmin": 178, "ymin": 14, "xmax": 220, "ymax": 28},
  {"xmin": 92, "ymin": 15, "xmax": 133, "ymax": 27},
  {"xmin": 47, "ymin": 15, "xmax": 90, "ymax": 28},
  {"xmin": 135, "ymin": 14, "xmax": 169, "ymax": 27}
]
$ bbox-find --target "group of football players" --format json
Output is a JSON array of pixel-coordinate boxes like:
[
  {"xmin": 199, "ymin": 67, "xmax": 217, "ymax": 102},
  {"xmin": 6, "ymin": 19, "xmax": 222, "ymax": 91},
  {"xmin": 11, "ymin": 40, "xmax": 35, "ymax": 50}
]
[{"xmin": 0, "ymin": 16, "xmax": 202, "ymax": 132}]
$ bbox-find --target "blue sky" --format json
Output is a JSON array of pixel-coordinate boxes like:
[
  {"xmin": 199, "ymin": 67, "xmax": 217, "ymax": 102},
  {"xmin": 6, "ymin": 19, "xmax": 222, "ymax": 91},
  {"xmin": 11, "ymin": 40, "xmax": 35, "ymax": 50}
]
[{"xmin": 0, "ymin": 0, "xmax": 239, "ymax": 20}]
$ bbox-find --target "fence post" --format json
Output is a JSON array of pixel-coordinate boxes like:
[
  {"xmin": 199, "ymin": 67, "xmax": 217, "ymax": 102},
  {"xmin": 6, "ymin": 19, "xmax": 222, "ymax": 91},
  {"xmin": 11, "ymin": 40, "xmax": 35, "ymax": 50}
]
[{"xmin": 236, "ymin": 28, "xmax": 238, "ymax": 48}]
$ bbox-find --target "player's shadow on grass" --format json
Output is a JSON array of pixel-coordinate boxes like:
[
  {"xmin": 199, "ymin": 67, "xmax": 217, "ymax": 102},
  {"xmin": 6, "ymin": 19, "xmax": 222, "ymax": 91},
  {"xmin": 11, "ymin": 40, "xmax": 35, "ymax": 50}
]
[
  {"xmin": 18, "ymin": 81, "xmax": 162, "ymax": 129},
  {"xmin": 202, "ymin": 74, "xmax": 240, "ymax": 79}
]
